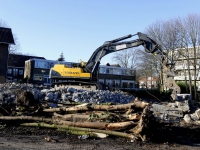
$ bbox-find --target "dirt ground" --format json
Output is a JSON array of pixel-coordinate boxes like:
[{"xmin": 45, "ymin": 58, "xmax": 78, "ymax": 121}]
[{"xmin": 0, "ymin": 122, "xmax": 199, "ymax": 150}]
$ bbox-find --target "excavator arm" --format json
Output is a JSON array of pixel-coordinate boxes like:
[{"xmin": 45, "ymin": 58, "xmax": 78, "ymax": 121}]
[
  {"xmin": 85, "ymin": 32, "xmax": 171, "ymax": 72},
  {"xmin": 85, "ymin": 32, "xmax": 180, "ymax": 100}
]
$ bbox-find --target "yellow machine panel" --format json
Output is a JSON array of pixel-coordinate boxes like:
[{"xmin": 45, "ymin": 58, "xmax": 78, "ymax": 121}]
[{"xmin": 52, "ymin": 64, "xmax": 91, "ymax": 79}]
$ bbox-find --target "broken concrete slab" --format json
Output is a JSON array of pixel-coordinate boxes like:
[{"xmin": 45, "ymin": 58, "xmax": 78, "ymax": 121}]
[
  {"xmin": 183, "ymin": 114, "xmax": 192, "ymax": 123},
  {"xmin": 150, "ymin": 103, "xmax": 183, "ymax": 118},
  {"xmin": 195, "ymin": 109, "xmax": 200, "ymax": 119},
  {"xmin": 175, "ymin": 100, "xmax": 190, "ymax": 112}
]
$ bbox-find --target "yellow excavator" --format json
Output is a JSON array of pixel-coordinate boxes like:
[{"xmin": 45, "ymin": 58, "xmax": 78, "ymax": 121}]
[{"xmin": 49, "ymin": 32, "xmax": 180, "ymax": 100}]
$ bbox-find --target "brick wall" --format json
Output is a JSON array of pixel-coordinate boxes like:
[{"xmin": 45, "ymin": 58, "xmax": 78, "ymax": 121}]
[{"xmin": 0, "ymin": 44, "xmax": 9, "ymax": 83}]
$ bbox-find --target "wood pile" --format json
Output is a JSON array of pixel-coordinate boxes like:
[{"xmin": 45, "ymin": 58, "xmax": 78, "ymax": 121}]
[{"xmin": 0, "ymin": 92, "xmax": 151, "ymax": 142}]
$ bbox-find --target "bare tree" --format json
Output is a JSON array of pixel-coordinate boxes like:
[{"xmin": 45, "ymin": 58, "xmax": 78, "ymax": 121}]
[
  {"xmin": 112, "ymin": 48, "xmax": 140, "ymax": 69},
  {"xmin": 136, "ymin": 49, "xmax": 158, "ymax": 89},
  {"xmin": 144, "ymin": 14, "xmax": 200, "ymax": 100},
  {"xmin": 145, "ymin": 21, "xmax": 168, "ymax": 91},
  {"xmin": 184, "ymin": 14, "xmax": 200, "ymax": 100}
]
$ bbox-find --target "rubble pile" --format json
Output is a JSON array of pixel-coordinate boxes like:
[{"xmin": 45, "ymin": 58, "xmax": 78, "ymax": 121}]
[
  {"xmin": 0, "ymin": 83, "xmax": 134, "ymax": 105},
  {"xmin": 0, "ymin": 83, "xmax": 200, "ymax": 142}
]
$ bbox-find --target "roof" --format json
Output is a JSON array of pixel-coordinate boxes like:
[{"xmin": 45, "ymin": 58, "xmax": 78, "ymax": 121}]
[
  {"xmin": 110, "ymin": 64, "xmax": 121, "ymax": 67},
  {"xmin": 0, "ymin": 27, "xmax": 15, "ymax": 44},
  {"xmin": 8, "ymin": 54, "xmax": 46, "ymax": 67}
]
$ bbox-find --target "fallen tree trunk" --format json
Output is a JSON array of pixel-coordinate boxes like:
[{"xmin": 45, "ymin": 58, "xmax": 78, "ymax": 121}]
[
  {"xmin": 54, "ymin": 112, "xmax": 141, "ymax": 122},
  {"xmin": 106, "ymin": 121, "xmax": 137, "ymax": 130},
  {"xmin": 21, "ymin": 122, "xmax": 138, "ymax": 140},
  {"xmin": 53, "ymin": 113, "xmax": 89, "ymax": 122},
  {"xmin": 129, "ymin": 106, "xmax": 148, "ymax": 134},
  {"xmin": 129, "ymin": 106, "xmax": 150, "ymax": 141},
  {"xmin": 122, "ymin": 113, "xmax": 141, "ymax": 121},
  {"xmin": 58, "ymin": 128, "xmax": 108, "ymax": 138},
  {"xmin": 0, "ymin": 116, "xmax": 136, "ymax": 130},
  {"xmin": 0, "ymin": 116, "xmax": 52, "ymax": 122},
  {"xmin": 53, "ymin": 118, "xmax": 108, "ymax": 129},
  {"xmin": 43, "ymin": 101, "xmax": 149, "ymax": 113}
]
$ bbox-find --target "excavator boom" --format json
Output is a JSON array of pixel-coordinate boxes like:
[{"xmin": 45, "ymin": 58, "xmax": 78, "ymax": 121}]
[{"xmin": 49, "ymin": 32, "xmax": 180, "ymax": 100}]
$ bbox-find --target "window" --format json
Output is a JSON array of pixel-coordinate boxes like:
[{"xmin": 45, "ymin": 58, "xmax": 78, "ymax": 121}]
[
  {"xmin": 106, "ymin": 68, "xmax": 109, "ymax": 74},
  {"xmin": 13, "ymin": 69, "xmax": 18, "ymax": 76},
  {"xmin": 33, "ymin": 74, "xmax": 43, "ymax": 81},
  {"xmin": 122, "ymin": 82, "xmax": 128, "ymax": 88},
  {"xmin": 99, "ymin": 67, "xmax": 116, "ymax": 74},
  {"xmin": 99, "ymin": 67, "xmax": 106, "ymax": 73},
  {"xmin": 180, "ymin": 71, "xmax": 184, "ymax": 76},
  {"xmin": 19, "ymin": 70, "xmax": 23, "ymax": 75},
  {"xmin": 7, "ymin": 69, "xmax": 12, "ymax": 74},
  {"xmin": 35, "ymin": 61, "xmax": 50, "ymax": 69},
  {"xmin": 130, "ymin": 70, "xmax": 135, "ymax": 76},
  {"xmin": 105, "ymin": 79, "xmax": 112, "ymax": 85},
  {"xmin": 98, "ymin": 79, "xmax": 104, "ymax": 84},
  {"xmin": 108, "ymin": 68, "xmax": 113, "ymax": 74},
  {"xmin": 121, "ymin": 69, "xmax": 125, "ymax": 75},
  {"xmin": 113, "ymin": 68, "xmax": 121, "ymax": 75},
  {"xmin": 113, "ymin": 80, "xmax": 120, "ymax": 88},
  {"xmin": 129, "ymin": 82, "xmax": 134, "ymax": 88}
]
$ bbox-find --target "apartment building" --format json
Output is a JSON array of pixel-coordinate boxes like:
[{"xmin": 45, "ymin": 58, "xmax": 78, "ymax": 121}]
[
  {"xmin": 98, "ymin": 65, "xmax": 136, "ymax": 89},
  {"xmin": 172, "ymin": 47, "xmax": 200, "ymax": 90}
]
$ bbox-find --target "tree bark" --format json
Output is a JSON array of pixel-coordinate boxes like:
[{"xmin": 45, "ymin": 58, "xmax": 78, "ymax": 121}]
[
  {"xmin": 21, "ymin": 122, "xmax": 137, "ymax": 140},
  {"xmin": 43, "ymin": 101, "xmax": 149, "ymax": 113}
]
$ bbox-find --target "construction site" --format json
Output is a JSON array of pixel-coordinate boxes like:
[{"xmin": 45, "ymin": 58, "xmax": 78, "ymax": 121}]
[
  {"xmin": 0, "ymin": 82, "xmax": 200, "ymax": 149},
  {"xmin": 0, "ymin": 25, "xmax": 200, "ymax": 149}
]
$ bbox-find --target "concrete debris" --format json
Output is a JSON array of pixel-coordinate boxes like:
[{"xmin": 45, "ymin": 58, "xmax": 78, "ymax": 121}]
[
  {"xmin": 190, "ymin": 113, "xmax": 199, "ymax": 121},
  {"xmin": 0, "ymin": 83, "xmax": 134, "ymax": 104},
  {"xmin": 195, "ymin": 109, "xmax": 200, "ymax": 119},
  {"xmin": 175, "ymin": 101, "xmax": 190, "ymax": 112},
  {"xmin": 0, "ymin": 82, "xmax": 199, "ymax": 125},
  {"xmin": 150, "ymin": 103, "xmax": 183, "ymax": 122},
  {"xmin": 78, "ymin": 134, "xmax": 90, "ymax": 139},
  {"xmin": 183, "ymin": 114, "xmax": 192, "ymax": 123}
]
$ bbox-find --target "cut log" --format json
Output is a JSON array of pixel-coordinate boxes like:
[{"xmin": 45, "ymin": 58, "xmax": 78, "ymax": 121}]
[
  {"xmin": 53, "ymin": 119, "xmax": 136, "ymax": 130},
  {"xmin": 21, "ymin": 122, "xmax": 137, "ymax": 140},
  {"xmin": 53, "ymin": 113, "xmax": 89, "ymax": 122},
  {"xmin": 53, "ymin": 118, "xmax": 107, "ymax": 129},
  {"xmin": 0, "ymin": 116, "xmax": 52, "ymax": 122},
  {"xmin": 122, "ymin": 113, "xmax": 141, "ymax": 121},
  {"xmin": 130, "ymin": 107, "xmax": 148, "ymax": 136},
  {"xmin": 53, "ymin": 112, "xmax": 141, "ymax": 122},
  {"xmin": 43, "ymin": 101, "xmax": 149, "ymax": 113},
  {"xmin": 105, "ymin": 121, "xmax": 137, "ymax": 130}
]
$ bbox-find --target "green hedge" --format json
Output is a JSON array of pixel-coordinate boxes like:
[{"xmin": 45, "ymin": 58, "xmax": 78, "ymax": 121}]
[{"xmin": 176, "ymin": 81, "xmax": 191, "ymax": 93}]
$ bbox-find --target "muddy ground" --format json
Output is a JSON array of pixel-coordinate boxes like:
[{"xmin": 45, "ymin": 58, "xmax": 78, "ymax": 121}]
[{"xmin": 0, "ymin": 120, "xmax": 199, "ymax": 150}]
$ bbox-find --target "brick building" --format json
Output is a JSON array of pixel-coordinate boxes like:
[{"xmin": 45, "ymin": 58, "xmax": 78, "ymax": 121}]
[
  {"xmin": 139, "ymin": 76, "xmax": 158, "ymax": 89},
  {"xmin": 0, "ymin": 27, "xmax": 15, "ymax": 83},
  {"xmin": 7, "ymin": 54, "xmax": 45, "ymax": 82}
]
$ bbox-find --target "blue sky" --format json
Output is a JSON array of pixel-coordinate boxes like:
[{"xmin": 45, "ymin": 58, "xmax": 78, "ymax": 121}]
[{"xmin": 1, "ymin": 0, "xmax": 200, "ymax": 64}]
